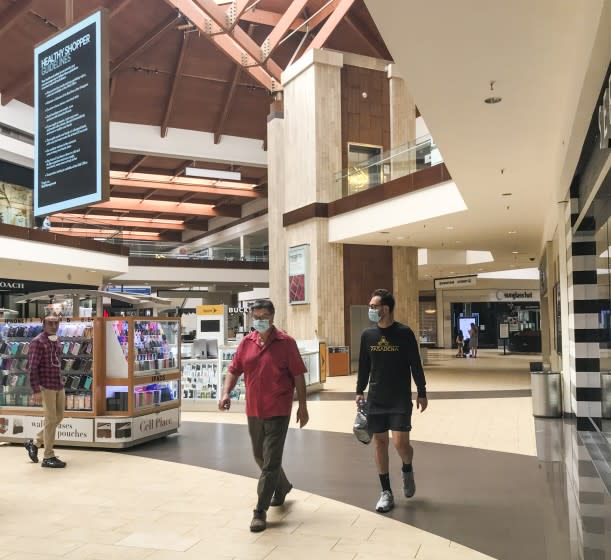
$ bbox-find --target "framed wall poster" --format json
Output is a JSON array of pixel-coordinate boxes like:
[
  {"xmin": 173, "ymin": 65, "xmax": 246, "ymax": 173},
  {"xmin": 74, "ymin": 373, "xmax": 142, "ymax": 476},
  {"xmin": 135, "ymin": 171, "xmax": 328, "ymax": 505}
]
[{"xmin": 288, "ymin": 244, "xmax": 309, "ymax": 304}]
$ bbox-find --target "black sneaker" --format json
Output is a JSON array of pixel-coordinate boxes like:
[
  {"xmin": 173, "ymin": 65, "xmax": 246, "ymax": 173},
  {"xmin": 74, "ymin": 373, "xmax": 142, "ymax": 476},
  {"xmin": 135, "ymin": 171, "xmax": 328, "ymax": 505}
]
[
  {"xmin": 249, "ymin": 509, "xmax": 266, "ymax": 532},
  {"xmin": 25, "ymin": 440, "xmax": 38, "ymax": 463},
  {"xmin": 41, "ymin": 456, "xmax": 66, "ymax": 468},
  {"xmin": 270, "ymin": 484, "xmax": 292, "ymax": 506}
]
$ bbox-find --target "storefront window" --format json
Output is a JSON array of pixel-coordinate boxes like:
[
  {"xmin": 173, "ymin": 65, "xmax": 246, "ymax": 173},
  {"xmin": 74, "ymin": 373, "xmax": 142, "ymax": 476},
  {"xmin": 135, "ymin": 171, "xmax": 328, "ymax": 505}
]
[{"xmin": 419, "ymin": 296, "xmax": 437, "ymax": 344}]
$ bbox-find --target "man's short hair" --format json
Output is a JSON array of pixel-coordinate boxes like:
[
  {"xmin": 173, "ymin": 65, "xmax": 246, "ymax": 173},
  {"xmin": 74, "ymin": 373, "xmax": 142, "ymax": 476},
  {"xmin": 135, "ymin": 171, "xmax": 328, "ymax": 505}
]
[
  {"xmin": 250, "ymin": 299, "xmax": 275, "ymax": 316},
  {"xmin": 371, "ymin": 289, "xmax": 395, "ymax": 312}
]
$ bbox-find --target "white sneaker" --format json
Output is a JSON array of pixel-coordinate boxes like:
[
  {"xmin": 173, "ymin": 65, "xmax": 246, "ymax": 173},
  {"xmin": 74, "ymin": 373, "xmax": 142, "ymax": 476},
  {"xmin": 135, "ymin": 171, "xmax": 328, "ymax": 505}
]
[
  {"xmin": 402, "ymin": 469, "xmax": 415, "ymax": 498},
  {"xmin": 375, "ymin": 490, "xmax": 394, "ymax": 513}
]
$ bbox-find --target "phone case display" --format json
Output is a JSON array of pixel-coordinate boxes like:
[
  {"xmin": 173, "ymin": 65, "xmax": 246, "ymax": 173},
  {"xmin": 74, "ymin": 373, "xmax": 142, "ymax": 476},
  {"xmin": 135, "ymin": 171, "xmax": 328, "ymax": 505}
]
[
  {"xmin": 0, "ymin": 322, "xmax": 42, "ymax": 407},
  {"xmin": 182, "ymin": 359, "xmax": 218, "ymax": 400},
  {"xmin": 0, "ymin": 321, "xmax": 94, "ymax": 410},
  {"xmin": 134, "ymin": 380, "xmax": 179, "ymax": 409},
  {"xmin": 1, "ymin": 317, "xmax": 182, "ymax": 449},
  {"xmin": 220, "ymin": 346, "xmax": 246, "ymax": 401}
]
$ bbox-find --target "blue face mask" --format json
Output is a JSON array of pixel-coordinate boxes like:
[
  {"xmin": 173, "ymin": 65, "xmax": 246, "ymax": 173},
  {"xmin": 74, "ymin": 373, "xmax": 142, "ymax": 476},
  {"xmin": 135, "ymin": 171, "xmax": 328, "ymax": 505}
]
[
  {"xmin": 368, "ymin": 308, "xmax": 380, "ymax": 323},
  {"xmin": 252, "ymin": 319, "xmax": 270, "ymax": 333}
]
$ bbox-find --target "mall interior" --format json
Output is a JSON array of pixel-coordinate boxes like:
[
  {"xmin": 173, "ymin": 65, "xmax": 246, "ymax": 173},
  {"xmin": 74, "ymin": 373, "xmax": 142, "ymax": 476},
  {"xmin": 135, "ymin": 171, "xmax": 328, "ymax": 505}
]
[{"xmin": 0, "ymin": 0, "xmax": 610, "ymax": 559}]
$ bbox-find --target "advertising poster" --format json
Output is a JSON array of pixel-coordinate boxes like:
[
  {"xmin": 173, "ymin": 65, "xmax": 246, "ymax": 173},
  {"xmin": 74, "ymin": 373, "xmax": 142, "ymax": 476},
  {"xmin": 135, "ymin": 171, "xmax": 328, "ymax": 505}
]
[
  {"xmin": 34, "ymin": 10, "xmax": 109, "ymax": 216},
  {"xmin": 0, "ymin": 182, "xmax": 33, "ymax": 227},
  {"xmin": 288, "ymin": 244, "xmax": 309, "ymax": 304}
]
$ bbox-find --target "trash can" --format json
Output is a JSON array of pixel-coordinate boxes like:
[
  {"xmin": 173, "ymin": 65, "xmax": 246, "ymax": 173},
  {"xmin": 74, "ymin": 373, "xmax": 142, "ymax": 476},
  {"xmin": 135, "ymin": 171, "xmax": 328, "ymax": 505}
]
[
  {"xmin": 602, "ymin": 372, "xmax": 611, "ymax": 419},
  {"xmin": 530, "ymin": 366, "xmax": 562, "ymax": 418},
  {"xmin": 327, "ymin": 346, "xmax": 350, "ymax": 377}
]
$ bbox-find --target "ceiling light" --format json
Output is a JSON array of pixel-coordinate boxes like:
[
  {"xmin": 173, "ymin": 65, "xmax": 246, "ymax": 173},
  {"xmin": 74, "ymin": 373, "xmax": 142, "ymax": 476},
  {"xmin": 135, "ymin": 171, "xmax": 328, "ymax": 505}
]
[
  {"xmin": 424, "ymin": 309, "xmax": 436, "ymax": 314},
  {"xmin": 445, "ymin": 226, "xmax": 454, "ymax": 230},
  {"xmin": 512, "ymin": 251, "xmax": 519, "ymax": 254},
  {"xmin": 508, "ymin": 230, "xmax": 517, "ymax": 234},
  {"xmin": 455, "ymin": 240, "xmax": 462, "ymax": 244},
  {"xmin": 185, "ymin": 167, "xmax": 241, "ymax": 181},
  {"xmin": 484, "ymin": 96, "xmax": 502, "ymax": 104},
  {"xmin": 397, "ymin": 236, "xmax": 405, "ymax": 240}
]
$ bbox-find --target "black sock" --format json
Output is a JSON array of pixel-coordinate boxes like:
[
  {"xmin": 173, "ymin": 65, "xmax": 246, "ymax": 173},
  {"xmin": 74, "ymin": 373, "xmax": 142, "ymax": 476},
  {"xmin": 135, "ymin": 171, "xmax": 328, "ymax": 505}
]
[
  {"xmin": 379, "ymin": 473, "xmax": 391, "ymax": 492},
  {"xmin": 402, "ymin": 463, "xmax": 412, "ymax": 473}
]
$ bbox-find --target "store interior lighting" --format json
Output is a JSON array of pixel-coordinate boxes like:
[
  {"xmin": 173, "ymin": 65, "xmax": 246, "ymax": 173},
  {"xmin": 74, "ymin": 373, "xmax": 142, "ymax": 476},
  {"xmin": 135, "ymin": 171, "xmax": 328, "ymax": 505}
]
[{"xmin": 185, "ymin": 167, "xmax": 241, "ymax": 181}]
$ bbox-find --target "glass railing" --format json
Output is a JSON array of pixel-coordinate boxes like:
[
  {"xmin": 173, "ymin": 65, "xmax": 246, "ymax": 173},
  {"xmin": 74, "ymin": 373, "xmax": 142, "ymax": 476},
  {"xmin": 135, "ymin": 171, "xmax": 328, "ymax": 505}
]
[{"xmin": 336, "ymin": 135, "xmax": 443, "ymax": 197}]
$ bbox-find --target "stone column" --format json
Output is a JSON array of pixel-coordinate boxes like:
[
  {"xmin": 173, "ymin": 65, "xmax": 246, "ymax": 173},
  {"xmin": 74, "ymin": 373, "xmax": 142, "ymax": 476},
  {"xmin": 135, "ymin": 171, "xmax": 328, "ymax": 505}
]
[
  {"xmin": 388, "ymin": 64, "xmax": 416, "ymax": 178},
  {"xmin": 239, "ymin": 235, "xmax": 251, "ymax": 260},
  {"xmin": 275, "ymin": 50, "xmax": 345, "ymax": 344},
  {"xmin": 392, "ymin": 246, "xmax": 419, "ymax": 336},
  {"xmin": 267, "ymin": 97, "xmax": 288, "ymax": 331}
]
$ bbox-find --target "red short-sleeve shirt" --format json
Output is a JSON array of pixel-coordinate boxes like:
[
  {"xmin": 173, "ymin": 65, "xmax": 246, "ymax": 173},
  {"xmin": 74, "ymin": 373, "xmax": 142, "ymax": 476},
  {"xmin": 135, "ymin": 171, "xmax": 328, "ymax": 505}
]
[{"xmin": 228, "ymin": 327, "xmax": 307, "ymax": 419}]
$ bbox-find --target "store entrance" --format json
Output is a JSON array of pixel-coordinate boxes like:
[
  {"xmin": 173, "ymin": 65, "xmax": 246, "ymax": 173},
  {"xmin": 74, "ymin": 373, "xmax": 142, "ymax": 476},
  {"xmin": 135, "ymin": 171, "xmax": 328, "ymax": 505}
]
[{"xmin": 451, "ymin": 302, "xmax": 541, "ymax": 352}]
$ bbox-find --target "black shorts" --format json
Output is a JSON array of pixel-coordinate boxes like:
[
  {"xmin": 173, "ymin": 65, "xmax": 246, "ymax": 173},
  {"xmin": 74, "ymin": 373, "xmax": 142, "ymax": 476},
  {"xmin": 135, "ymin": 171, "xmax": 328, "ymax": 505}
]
[{"xmin": 367, "ymin": 412, "xmax": 412, "ymax": 433}]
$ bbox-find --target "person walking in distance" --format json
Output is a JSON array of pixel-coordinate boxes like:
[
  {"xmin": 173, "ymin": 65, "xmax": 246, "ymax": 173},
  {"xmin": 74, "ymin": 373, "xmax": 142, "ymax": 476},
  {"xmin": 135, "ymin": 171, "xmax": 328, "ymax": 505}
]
[
  {"xmin": 357, "ymin": 289, "xmax": 428, "ymax": 513},
  {"xmin": 25, "ymin": 315, "xmax": 66, "ymax": 468},
  {"xmin": 219, "ymin": 299, "xmax": 309, "ymax": 532},
  {"xmin": 468, "ymin": 322, "xmax": 479, "ymax": 358}
]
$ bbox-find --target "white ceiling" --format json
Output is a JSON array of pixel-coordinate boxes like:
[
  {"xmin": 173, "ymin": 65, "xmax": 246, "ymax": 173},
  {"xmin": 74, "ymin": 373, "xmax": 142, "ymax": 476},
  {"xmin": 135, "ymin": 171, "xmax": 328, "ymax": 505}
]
[{"xmin": 361, "ymin": 0, "xmax": 611, "ymax": 279}]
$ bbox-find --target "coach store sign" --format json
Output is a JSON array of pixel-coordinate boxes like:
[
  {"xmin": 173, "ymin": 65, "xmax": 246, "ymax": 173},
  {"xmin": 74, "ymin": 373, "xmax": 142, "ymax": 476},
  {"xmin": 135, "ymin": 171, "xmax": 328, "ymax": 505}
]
[{"xmin": 0, "ymin": 280, "xmax": 25, "ymax": 291}]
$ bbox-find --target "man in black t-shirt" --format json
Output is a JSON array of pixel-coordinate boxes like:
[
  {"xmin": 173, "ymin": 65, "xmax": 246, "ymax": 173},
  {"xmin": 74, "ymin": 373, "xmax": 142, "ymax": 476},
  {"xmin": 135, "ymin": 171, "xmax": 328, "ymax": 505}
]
[{"xmin": 356, "ymin": 289, "xmax": 428, "ymax": 513}]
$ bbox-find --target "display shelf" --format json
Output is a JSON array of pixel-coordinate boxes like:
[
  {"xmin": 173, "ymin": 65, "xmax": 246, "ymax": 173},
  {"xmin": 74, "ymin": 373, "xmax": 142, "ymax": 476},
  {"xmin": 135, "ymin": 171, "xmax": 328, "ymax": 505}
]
[
  {"xmin": 0, "ymin": 317, "xmax": 182, "ymax": 448},
  {"xmin": 181, "ymin": 359, "xmax": 218, "ymax": 401}
]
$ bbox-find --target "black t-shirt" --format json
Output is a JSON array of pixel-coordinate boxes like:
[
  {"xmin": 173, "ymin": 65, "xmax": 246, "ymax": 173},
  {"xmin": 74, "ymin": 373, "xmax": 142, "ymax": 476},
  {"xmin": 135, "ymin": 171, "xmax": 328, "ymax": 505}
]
[{"xmin": 357, "ymin": 322, "xmax": 426, "ymax": 414}]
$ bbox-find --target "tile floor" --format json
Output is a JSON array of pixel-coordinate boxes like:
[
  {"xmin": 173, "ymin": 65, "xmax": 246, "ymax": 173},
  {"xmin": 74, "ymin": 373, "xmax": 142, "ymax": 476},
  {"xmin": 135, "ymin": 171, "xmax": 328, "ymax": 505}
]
[{"xmin": 1, "ymin": 349, "xmax": 608, "ymax": 560}]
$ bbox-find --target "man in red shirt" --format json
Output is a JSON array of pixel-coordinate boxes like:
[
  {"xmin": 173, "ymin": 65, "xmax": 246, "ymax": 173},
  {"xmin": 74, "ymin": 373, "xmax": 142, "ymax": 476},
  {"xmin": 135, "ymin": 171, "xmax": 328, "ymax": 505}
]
[
  {"xmin": 25, "ymin": 315, "xmax": 66, "ymax": 468},
  {"xmin": 219, "ymin": 299, "xmax": 309, "ymax": 532}
]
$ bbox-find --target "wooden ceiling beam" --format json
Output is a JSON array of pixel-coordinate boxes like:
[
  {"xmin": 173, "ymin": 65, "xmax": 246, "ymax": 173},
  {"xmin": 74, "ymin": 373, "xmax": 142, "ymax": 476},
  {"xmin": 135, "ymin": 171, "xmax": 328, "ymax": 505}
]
[
  {"xmin": 161, "ymin": 32, "xmax": 190, "ymax": 138},
  {"xmin": 307, "ymin": 0, "xmax": 355, "ymax": 51},
  {"xmin": 306, "ymin": 0, "xmax": 339, "ymax": 29},
  {"xmin": 165, "ymin": 0, "xmax": 281, "ymax": 91},
  {"xmin": 65, "ymin": 0, "xmax": 74, "ymax": 26},
  {"xmin": 109, "ymin": 0, "xmax": 135, "ymax": 18},
  {"xmin": 238, "ymin": 8, "xmax": 305, "ymax": 30},
  {"xmin": 0, "ymin": 68, "xmax": 32, "ymax": 106},
  {"xmin": 49, "ymin": 214, "xmax": 188, "ymax": 231},
  {"xmin": 343, "ymin": 14, "xmax": 386, "ymax": 59},
  {"xmin": 93, "ymin": 196, "xmax": 219, "ymax": 216},
  {"xmin": 260, "ymin": 0, "xmax": 308, "ymax": 62},
  {"xmin": 127, "ymin": 155, "xmax": 147, "ymax": 176},
  {"xmin": 0, "ymin": 0, "xmax": 34, "ymax": 41},
  {"xmin": 111, "ymin": 12, "xmax": 180, "ymax": 74},
  {"xmin": 110, "ymin": 177, "xmax": 261, "ymax": 198},
  {"xmin": 141, "ymin": 188, "xmax": 158, "ymax": 201},
  {"xmin": 51, "ymin": 228, "xmax": 170, "ymax": 241},
  {"xmin": 214, "ymin": 24, "xmax": 255, "ymax": 145}
]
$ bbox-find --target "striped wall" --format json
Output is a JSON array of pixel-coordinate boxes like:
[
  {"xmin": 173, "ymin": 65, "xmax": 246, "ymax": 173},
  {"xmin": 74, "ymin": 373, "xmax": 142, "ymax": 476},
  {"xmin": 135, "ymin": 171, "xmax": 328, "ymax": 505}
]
[{"xmin": 566, "ymin": 191, "xmax": 603, "ymax": 431}]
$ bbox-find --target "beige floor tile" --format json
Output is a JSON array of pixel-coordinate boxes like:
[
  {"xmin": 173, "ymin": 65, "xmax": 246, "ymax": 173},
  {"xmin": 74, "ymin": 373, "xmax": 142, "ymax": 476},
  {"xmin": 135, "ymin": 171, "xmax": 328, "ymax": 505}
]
[
  {"xmin": 0, "ymin": 536, "xmax": 81, "ymax": 556},
  {"xmin": 115, "ymin": 532, "xmax": 200, "ymax": 552},
  {"xmin": 2, "ymin": 554, "xmax": 66, "ymax": 560},
  {"xmin": 255, "ymin": 531, "xmax": 339, "ymax": 551},
  {"xmin": 183, "ymin": 525, "xmax": 261, "ymax": 544},
  {"xmin": 333, "ymin": 537, "xmax": 420, "ymax": 558},
  {"xmin": 63, "ymin": 543, "xmax": 156, "ymax": 560},
  {"xmin": 368, "ymin": 527, "xmax": 451, "ymax": 547},
  {"xmin": 265, "ymin": 547, "xmax": 356, "ymax": 560},
  {"xmin": 145, "ymin": 551, "xmax": 233, "ymax": 560},
  {"xmin": 188, "ymin": 538, "xmax": 276, "ymax": 560},
  {"xmin": 53, "ymin": 527, "xmax": 132, "ymax": 545},
  {"xmin": 294, "ymin": 521, "xmax": 374, "ymax": 539}
]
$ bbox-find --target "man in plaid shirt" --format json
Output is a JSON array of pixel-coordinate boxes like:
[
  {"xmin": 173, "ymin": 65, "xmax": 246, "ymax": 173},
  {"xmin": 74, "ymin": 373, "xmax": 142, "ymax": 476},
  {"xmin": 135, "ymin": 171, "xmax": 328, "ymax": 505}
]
[{"xmin": 25, "ymin": 315, "xmax": 66, "ymax": 468}]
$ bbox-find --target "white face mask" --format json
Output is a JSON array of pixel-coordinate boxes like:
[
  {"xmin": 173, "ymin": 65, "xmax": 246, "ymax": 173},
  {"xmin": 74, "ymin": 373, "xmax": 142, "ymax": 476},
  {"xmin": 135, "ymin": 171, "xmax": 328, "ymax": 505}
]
[
  {"xmin": 252, "ymin": 319, "xmax": 270, "ymax": 333},
  {"xmin": 48, "ymin": 334, "xmax": 58, "ymax": 342},
  {"xmin": 368, "ymin": 308, "xmax": 380, "ymax": 323}
]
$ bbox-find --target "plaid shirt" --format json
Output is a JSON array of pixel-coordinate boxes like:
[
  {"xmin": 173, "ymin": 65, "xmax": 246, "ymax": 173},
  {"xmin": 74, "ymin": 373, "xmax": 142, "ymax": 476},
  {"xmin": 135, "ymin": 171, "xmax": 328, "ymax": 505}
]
[{"xmin": 28, "ymin": 332, "xmax": 63, "ymax": 393}]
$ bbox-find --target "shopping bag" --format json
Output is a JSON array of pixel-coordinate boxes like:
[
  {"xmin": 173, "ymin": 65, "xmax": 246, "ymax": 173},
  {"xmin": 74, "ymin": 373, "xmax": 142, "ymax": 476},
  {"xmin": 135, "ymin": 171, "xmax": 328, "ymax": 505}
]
[{"xmin": 353, "ymin": 400, "xmax": 371, "ymax": 444}]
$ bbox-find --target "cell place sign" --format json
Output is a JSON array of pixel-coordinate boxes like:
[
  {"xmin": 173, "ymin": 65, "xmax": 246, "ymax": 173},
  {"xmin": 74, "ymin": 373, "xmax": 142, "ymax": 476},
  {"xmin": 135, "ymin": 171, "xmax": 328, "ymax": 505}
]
[{"xmin": 34, "ymin": 10, "xmax": 109, "ymax": 217}]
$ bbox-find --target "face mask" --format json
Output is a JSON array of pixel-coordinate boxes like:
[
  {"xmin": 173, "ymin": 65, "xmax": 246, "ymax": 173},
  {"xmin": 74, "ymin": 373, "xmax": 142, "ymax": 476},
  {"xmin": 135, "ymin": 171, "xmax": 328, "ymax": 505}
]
[
  {"xmin": 368, "ymin": 308, "xmax": 380, "ymax": 323},
  {"xmin": 48, "ymin": 335, "xmax": 58, "ymax": 342},
  {"xmin": 252, "ymin": 319, "xmax": 270, "ymax": 333}
]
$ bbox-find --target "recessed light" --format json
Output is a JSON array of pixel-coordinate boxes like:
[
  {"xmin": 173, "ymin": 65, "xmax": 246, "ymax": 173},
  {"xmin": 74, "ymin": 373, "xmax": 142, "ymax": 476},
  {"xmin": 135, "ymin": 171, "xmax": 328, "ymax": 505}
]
[
  {"xmin": 512, "ymin": 251, "xmax": 519, "ymax": 254},
  {"xmin": 397, "ymin": 236, "xmax": 405, "ymax": 240},
  {"xmin": 501, "ymin": 192, "xmax": 512, "ymax": 196},
  {"xmin": 508, "ymin": 230, "xmax": 517, "ymax": 234},
  {"xmin": 455, "ymin": 240, "xmax": 462, "ymax": 244},
  {"xmin": 484, "ymin": 96, "xmax": 502, "ymax": 104},
  {"xmin": 449, "ymin": 271, "xmax": 455, "ymax": 274},
  {"xmin": 445, "ymin": 226, "xmax": 454, "ymax": 230}
]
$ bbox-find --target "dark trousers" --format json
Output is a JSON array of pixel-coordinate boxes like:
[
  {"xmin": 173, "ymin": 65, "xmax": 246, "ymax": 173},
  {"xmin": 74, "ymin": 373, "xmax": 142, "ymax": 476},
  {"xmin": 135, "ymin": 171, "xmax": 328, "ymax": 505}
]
[{"xmin": 247, "ymin": 415, "xmax": 291, "ymax": 511}]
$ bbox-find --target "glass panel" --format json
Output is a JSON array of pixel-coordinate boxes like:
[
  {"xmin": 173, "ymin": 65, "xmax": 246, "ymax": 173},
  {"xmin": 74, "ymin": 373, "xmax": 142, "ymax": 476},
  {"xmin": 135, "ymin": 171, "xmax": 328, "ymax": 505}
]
[
  {"xmin": 419, "ymin": 298, "xmax": 437, "ymax": 343},
  {"xmin": 134, "ymin": 380, "xmax": 179, "ymax": 409},
  {"xmin": 181, "ymin": 359, "xmax": 218, "ymax": 400},
  {"xmin": 337, "ymin": 135, "xmax": 443, "ymax": 197},
  {"xmin": 59, "ymin": 320, "xmax": 94, "ymax": 412},
  {"xmin": 106, "ymin": 385, "xmax": 128, "ymax": 412},
  {"xmin": 133, "ymin": 320, "xmax": 178, "ymax": 375}
]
